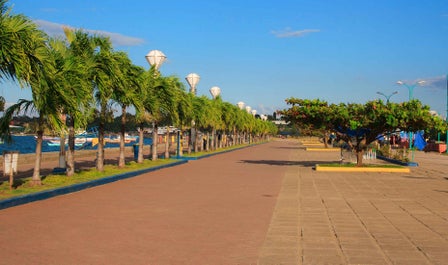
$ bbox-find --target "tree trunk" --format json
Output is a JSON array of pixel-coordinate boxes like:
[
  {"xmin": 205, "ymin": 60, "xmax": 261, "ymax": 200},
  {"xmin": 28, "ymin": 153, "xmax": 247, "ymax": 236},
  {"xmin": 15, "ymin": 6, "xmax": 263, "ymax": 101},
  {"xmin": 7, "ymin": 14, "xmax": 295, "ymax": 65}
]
[
  {"xmin": 206, "ymin": 132, "xmax": 210, "ymax": 151},
  {"xmin": 96, "ymin": 106, "xmax": 106, "ymax": 172},
  {"xmin": 323, "ymin": 133, "xmax": 329, "ymax": 148},
  {"xmin": 67, "ymin": 116, "xmax": 75, "ymax": 176},
  {"xmin": 118, "ymin": 105, "xmax": 126, "ymax": 168},
  {"xmin": 58, "ymin": 133, "xmax": 66, "ymax": 168},
  {"xmin": 151, "ymin": 122, "xmax": 158, "ymax": 161},
  {"xmin": 164, "ymin": 130, "xmax": 170, "ymax": 159},
  {"xmin": 356, "ymin": 149, "xmax": 364, "ymax": 167},
  {"xmin": 137, "ymin": 123, "xmax": 144, "ymax": 163},
  {"xmin": 194, "ymin": 129, "xmax": 199, "ymax": 153},
  {"xmin": 178, "ymin": 130, "xmax": 183, "ymax": 157},
  {"xmin": 190, "ymin": 126, "xmax": 195, "ymax": 154},
  {"xmin": 31, "ymin": 130, "xmax": 43, "ymax": 186}
]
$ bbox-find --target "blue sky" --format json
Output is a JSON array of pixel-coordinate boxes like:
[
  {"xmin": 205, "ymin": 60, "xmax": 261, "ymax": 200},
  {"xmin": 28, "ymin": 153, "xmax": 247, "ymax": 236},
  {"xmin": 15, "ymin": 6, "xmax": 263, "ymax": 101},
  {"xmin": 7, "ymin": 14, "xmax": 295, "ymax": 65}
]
[{"xmin": 3, "ymin": 0, "xmax": 448, "ymax": 117}]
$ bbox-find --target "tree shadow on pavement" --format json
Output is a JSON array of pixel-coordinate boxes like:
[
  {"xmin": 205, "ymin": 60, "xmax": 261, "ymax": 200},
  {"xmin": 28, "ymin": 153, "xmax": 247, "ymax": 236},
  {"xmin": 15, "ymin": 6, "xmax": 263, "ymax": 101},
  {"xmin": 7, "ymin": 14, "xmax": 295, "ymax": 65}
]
[
  {"xmin": 270, "ymin": 146, "xmax": 305, "ymax": 150},
  {"xmin": 240, "ymin": 160, "xmax": 339, "ymax": 167}
]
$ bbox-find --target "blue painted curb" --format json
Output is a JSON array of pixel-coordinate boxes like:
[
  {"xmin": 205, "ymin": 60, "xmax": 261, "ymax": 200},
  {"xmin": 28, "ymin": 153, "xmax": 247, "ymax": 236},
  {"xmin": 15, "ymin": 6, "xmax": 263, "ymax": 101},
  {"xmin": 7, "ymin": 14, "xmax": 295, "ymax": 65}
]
[
  {"xmin": 377, "ymin": 155, "xmax": 419, "ymax": 167},
  {"xmin": 0, "ymin": 160, "xmax": 188, "ymax": 211}
]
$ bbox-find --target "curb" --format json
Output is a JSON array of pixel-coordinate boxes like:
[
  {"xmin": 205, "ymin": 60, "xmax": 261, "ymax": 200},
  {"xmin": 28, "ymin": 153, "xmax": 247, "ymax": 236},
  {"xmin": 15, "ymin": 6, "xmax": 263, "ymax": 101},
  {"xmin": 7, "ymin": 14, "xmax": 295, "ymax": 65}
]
[
  {"xmin": 377, "ymin": 155, "xmax": 419, "ymax": 167},
  {"xmin": 315, "ymin": 164, "xmax": 410, "ymax": 173},
  {"xmin": 306, "ymin": 148, "xmax": 340, "ymax": 152},
  {"xmin": 0, "ymin": 160, "xmax": 188, "ymax": 210}
]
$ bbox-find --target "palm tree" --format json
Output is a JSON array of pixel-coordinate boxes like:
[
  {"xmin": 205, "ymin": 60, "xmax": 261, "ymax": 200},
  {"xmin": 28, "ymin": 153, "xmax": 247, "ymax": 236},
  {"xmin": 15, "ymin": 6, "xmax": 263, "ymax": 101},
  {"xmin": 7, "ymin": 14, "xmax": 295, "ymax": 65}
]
[
  {"xmin": 0, "ymin": 0, "xmax": 48, "ymax": 85},
  {"xmin": 221, "ymin": 102, "xmax": 238, "ymax": 147},
  {"xmin": 208, "ymin": 96, "xmax": 223, "ymax": 151},
  {"xmin": 93, "ymin": 41, "xmax": 119, "ymax": 172},
  {"xmin": 0, "ymin": 43, "xmax": 67, "ymax": 185},
  {"xmin": 143, "ymin": 71, "xmax": 180, "ymax": 160},
  {"xmin": 65, "ymin": 29, "xmax": 117, "ymax": 172},
  {"xmin": 110, "ymin": 51, "xmax": 144, "ymax": 168},
  {"xmin": 192, "ymin": 96, "xmax": 214, "ymax": 152},
  {"xmin": 63, "ymin": 29, "xmax": 108, "ymax": 174},
  {"xmin": 46, "ymin": 36, "xmax": 93, "ymax": 176},
  {"xmin": 174, "ymin": 90, "xmax": 193, "ymax": 156}
]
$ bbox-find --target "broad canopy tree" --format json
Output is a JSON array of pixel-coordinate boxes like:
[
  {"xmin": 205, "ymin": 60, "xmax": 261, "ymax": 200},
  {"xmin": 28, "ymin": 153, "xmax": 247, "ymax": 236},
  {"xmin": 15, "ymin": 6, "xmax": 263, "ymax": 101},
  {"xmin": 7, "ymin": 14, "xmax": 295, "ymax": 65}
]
[{"xmin": 282, "ymin": 97, "xmax": 447, "ymax": 166}]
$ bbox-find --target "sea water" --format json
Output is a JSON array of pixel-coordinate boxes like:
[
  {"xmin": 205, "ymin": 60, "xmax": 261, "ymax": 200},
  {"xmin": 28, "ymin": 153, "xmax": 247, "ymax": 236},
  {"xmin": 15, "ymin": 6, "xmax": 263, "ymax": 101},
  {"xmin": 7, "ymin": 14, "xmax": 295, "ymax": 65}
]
[{"xmin": 0, "ymin": 135, "xmax": 153, "ymax": 155}]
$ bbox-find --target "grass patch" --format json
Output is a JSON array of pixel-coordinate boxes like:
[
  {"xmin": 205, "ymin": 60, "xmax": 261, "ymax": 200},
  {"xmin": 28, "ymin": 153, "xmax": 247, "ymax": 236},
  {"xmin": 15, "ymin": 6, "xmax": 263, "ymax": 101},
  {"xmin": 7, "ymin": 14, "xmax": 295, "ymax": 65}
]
[
  {"xmin": 0, "ymin": 159, "xmax": 176, "ymax": 200},
  {"xmin": 319, "ymin": 163, "xmax": 404, "ymax": 168}
]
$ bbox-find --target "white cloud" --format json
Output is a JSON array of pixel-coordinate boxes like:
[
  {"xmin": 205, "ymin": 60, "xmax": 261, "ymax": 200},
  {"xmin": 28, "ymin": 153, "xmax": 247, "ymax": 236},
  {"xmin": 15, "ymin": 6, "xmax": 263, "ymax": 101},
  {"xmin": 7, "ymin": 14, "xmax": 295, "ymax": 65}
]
[
  {"xmin": 271, "ymin": 27, "xmax": 320, "ymax": 38},
  {"xmin": 421, "ymin": 75, "xmax": 447, "ymax": 90},
  {"xmin": 34, "ymin": 19, "xmax": 145, "ymax": 47}
]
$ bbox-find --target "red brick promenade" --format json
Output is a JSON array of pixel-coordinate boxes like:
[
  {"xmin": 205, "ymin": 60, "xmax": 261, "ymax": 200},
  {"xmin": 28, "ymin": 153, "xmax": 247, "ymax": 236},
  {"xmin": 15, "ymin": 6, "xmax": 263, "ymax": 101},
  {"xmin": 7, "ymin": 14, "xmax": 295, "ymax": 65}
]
[{"xmin": 1, "ymin": 139, "xmax": 448, "ymax": 264}]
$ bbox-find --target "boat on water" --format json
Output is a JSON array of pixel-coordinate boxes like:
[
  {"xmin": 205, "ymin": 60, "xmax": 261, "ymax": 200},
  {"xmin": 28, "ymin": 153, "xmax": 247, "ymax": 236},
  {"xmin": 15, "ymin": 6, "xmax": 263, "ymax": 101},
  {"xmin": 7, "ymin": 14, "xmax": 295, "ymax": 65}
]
[
  {"xmin": 45, "ymin": 137, "xmax": 89, "ymax": 147},
  {"xmin": 105, "ymin": 134, "xmax": 138, "ymax": 144},
  {"xmin": 40, "ymin": 126, "xmax": 99, "ymax": 147}
]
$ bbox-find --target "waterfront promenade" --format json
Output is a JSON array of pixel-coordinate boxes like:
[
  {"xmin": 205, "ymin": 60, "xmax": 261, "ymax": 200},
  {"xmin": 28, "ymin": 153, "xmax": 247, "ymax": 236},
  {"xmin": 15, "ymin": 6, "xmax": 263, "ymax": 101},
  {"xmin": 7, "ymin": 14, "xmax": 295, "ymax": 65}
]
[{"xmin": 1, "ymin": 139, "xmax": 448, "ymax": 264}]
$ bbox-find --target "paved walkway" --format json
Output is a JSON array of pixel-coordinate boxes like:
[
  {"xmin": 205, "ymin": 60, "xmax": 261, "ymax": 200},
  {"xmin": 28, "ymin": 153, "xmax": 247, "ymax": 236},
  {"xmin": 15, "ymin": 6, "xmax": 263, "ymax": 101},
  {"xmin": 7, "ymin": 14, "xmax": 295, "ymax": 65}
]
[{"xmin": 1, "ymin": 139, "xmax": 448, "ymax": 264}]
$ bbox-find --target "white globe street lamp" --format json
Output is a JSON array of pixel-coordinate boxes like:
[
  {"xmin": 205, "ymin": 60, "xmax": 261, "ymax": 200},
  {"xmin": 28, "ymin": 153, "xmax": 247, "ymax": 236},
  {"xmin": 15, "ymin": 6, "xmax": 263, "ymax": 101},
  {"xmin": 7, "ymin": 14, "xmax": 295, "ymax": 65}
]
[
  {"xmin": 145, "ymin": 50, "xmax": 166, "ymax": 70},
  {"xmin": 245, "ymin": 106, "xmax": 251, "ymax": 113},
  {"xmin": 210, "ymin": 86, "xmax": 221, "ymax": 99},
  {"xmin": 237, "ymin": 101, "xmax": 245, "ymax": 110},
  {"xmin": 186, "ymin": 73, "xmax": 200, "ymax": 95}
]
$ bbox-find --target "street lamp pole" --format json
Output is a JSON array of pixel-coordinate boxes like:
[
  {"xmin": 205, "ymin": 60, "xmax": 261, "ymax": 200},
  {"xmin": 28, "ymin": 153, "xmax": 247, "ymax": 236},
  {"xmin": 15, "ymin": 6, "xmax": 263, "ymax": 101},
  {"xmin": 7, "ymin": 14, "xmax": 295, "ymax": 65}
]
[
  {"xmin": 446, "ymin": 74, "xmax": 448, "ymax": 153},
  {"xmin": 186, "ymin": 73, "xmax": 200, "ymax": 153},
  {"xmin": 236, "ymin": 102, "xmax": 245, "ymax": 145},
  {"xmin": 376, "ymin": 91, "xmax": 398, "ymax": 103},
  {"xmin": 396, "ymin": 80, "xmax": 426, "ymax": 154},
  {"xmin": 146, "ymin": 50, "xmax": 166, "ymax": 161},
  {"xmin": 209, "ymin": 86, "xmax": 221, "ymax": 150},
  {"xmin": 396, "ymin": 80, "xmax": 425, "ymax": 100}
]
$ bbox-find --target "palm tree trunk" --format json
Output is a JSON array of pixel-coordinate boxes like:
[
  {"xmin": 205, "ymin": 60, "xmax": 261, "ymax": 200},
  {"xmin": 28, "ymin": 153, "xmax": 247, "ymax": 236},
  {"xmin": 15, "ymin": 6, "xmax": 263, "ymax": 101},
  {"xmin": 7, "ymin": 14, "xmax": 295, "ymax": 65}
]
[
  {"xmin": 31, "ymin": 129, "xmax": 43, "ymax": 186},
  {"xmin": 151, "ymin": 121, "xmax": 158, "ymax": 161},
  {"xmin": 96, "ymin": 106, "xmax": 106, "ymax": 171},
  {"xmin": 67, "ymin": 117, "xmax": 75, "ymax": 176},
  {"xmin": 137, "ymin": 123, "xmax": 144, "ymax": 163},
  {"xmin": 233, "ymin": 127, "xmax": 237, "ymax": 146},
  {"xmin": 58, "ymin": 133, "xmax": 66, "ymax": 168},
  {"xmin": 118, "ymin": 105, "xmax": 126, "ymax": 168},
  {"xmin": 178, "ymin": 129, "xmax": 183, "ymax": 157},
  {"xmin": 164, "ymin": 129, "xmax": 170, "ymax": 159},
  {"xmin": 206, "ymin": 132, "xmax": 210, "ymax": 151},
  {"xmin": 194, "ymin": 130, "xmax": 199, "ymax": 152}
]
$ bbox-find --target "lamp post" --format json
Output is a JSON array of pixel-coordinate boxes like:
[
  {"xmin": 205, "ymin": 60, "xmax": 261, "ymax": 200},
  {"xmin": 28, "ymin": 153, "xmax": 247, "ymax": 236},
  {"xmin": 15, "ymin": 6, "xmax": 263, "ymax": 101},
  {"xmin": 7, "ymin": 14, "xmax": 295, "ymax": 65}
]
[
  {"xmin": 396, "ymin": 80, "xmax": 425, "ymax": 100},
  {"xmin": 186, "ymin": 73, "xmax": 200, "ymax": 153},
  {"xmin": 186, "ymin": 73, "xmax": 200, "ymax": 95},
  {"xmin": 209, "ymin": 86, "xmax": 221, "ymax": 150},
  {"xmin": 396, "ymin": 80, "xmax": 425, "ymax": 156},
  {"xmin": 145, "ymin": 50, "xmax": 166, "ymax": 70},
  {"xmin": 235, "ymin": 101, "xmax": 246, "ymax": 144},
  {"xmin": 376, "ymin": 91, "xmax": 398, "ymax": 103},
  {"xmin": 146, "ymin": 50, "xmax": 166, "ymax": 161},
  {"xmin": 210, "ymin": 86, "xmax": 221, "ymax": 99},
  {"xmin": 237, "ymin": 101, "xmax": 245, "ymax": 110}
]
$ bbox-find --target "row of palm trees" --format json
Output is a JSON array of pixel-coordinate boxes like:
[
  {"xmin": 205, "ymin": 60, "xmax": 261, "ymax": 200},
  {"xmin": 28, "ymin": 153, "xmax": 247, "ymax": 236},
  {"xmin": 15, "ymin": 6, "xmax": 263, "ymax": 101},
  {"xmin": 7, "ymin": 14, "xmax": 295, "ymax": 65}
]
[{"xmin": 0, "ymin": 0, "xmax": 277, "ymax": 185}]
